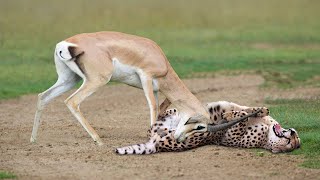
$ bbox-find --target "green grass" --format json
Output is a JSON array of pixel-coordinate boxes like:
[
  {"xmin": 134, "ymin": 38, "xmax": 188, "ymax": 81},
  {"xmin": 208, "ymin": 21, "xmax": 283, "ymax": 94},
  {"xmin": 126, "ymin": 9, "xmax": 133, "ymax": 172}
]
[
  {"xmin": 266, "ymin": 99, "xmax": 320, "ymax": 169},
  {"xmin": 0, "ymin": 172, "xmax": 16, "ymax": 179},
  {"xmin": 1, "ymin": 0, "xmax": 320, "ymax": 99}
]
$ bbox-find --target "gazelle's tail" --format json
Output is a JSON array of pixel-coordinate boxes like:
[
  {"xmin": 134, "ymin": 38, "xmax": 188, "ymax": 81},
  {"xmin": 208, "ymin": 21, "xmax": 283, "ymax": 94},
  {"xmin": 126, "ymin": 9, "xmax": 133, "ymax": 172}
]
[{"xmin": 55, "ymin": 41, "xmax": 84, "ymax": 61}]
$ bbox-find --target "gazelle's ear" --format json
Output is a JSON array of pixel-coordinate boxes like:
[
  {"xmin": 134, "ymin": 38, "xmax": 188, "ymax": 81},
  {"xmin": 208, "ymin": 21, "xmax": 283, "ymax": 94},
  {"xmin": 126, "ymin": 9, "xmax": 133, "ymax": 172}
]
[{"xmin": 184, "ymin": 118, "xmax": 199, "ymax": 125}]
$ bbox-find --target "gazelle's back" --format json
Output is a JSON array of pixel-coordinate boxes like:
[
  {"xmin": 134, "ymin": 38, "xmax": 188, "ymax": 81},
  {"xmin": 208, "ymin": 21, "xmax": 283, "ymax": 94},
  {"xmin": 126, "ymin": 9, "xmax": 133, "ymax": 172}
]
[{"xmin": 65, "ymin": 31, "xmax": 169, "ymax": 78}]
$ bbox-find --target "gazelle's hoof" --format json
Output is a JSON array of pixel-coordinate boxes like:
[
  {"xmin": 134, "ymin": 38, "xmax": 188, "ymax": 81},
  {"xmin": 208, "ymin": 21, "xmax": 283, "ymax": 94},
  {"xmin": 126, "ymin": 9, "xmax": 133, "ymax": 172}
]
[
  {"xmin": 97, "ymin": 141, "xmax": 104, "ymax": 146},
  {"xmin": 95, "ymin": 140, "xmax": 104, "ymax": 146},
  {"xmin": 30, "ymin": 136, "xmax": 37, "ymax": 143}
]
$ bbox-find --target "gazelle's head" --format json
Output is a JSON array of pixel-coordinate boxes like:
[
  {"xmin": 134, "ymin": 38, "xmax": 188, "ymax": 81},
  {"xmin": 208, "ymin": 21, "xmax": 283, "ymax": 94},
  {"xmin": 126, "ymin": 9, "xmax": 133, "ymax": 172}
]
[
  {"xmin": 173, "ymin": 110, "xmax": 261, "ymax": 142},
  {"xmin": 173, "ymin": 114, "xmax": 209, "ymax": 142}
]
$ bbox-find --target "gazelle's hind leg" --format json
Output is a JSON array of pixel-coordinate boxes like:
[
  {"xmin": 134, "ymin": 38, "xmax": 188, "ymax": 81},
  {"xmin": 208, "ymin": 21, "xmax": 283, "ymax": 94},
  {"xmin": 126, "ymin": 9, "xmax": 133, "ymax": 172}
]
[
  {"xmin": 31, "ymin": 62, "xmax": 79, "ymax": 143},
  {"xmin": 30, "ymin": 76, "xmax": 79, "ymax": 142},
  {"xmin": 64, "ymin": 78, "xmax": 109, "ymax": 145}
]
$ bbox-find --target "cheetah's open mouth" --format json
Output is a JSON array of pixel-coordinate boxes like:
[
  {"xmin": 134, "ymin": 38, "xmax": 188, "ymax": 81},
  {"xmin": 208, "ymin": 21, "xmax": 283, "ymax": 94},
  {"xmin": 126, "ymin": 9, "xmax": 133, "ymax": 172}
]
[
  {"xmin": 273, "ymin": 124, "xmax": 284, "ymax": 137},
  {"xmin": 273, "ymin": 124, "xmax": 292, "ymax": 145}
]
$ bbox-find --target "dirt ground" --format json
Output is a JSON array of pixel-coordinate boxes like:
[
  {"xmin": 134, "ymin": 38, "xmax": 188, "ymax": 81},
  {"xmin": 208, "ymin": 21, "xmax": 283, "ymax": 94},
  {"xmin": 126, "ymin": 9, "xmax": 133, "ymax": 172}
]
[{"xmin": 1, "ymin": 75, "xmax": 320, "ymax": 180}]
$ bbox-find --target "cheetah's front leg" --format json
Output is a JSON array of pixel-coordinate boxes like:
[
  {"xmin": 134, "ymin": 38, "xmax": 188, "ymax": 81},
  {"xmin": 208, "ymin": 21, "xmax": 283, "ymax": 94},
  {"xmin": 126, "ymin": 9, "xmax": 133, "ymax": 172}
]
[
  {"xmin": 220, "ymin": 111, "xmax": 250, "ymax": 147},
  {"xmin": 244, "ymin": 107, "xmax": 269, "ymax": 117}
]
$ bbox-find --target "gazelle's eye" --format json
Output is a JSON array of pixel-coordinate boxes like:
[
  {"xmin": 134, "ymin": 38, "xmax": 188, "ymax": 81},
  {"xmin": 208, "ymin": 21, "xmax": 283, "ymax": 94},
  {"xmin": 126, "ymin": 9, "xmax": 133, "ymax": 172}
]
[
  {"xmin": 185, "ymin": 118, "xmax": 199, "ymax": 125},
  {"xmin": 195, "ymin": 125, "xmax": 205, "ymax": 130}
]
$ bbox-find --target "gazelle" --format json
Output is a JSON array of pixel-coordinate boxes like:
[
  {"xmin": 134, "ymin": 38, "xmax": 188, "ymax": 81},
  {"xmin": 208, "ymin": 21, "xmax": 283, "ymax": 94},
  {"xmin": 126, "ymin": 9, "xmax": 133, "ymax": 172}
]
[{"xmin": 31, "ymin": 31, "xmax": 250, "ymax": 145}]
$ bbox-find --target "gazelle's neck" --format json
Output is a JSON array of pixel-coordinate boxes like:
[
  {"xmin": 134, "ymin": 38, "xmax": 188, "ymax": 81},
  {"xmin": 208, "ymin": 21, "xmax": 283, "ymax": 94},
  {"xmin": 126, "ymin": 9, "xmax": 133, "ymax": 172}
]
[{"xmin": 158, "ymin": 65, "xmax": 209, "ymax": 119}]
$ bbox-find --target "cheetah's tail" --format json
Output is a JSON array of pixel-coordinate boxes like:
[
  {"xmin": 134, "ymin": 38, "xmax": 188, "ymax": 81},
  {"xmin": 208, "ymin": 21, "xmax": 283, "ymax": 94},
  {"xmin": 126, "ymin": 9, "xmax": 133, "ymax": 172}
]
[{"xmin": 115, "ymin": 139, "xmax": 157, "ymax": 155}]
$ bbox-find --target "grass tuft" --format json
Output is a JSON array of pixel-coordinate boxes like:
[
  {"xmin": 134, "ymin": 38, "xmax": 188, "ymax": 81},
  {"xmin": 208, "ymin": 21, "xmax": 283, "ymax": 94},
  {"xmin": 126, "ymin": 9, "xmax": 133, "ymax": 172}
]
[{"xmin": 0, "ymin": 172, "xmax": 16, "ymax": 179}]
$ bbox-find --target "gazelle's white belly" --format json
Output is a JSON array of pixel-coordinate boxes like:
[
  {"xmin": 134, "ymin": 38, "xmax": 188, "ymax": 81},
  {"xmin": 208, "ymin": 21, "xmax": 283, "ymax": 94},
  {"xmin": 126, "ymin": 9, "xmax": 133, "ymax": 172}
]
[{"xmin": 111, "ymin": 58, "xmax": 158, "ymax": 91}]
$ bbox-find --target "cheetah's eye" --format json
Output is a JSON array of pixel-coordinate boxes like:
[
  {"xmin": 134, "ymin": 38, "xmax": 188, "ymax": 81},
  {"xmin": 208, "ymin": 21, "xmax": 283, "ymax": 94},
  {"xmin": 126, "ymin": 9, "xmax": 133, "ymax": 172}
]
[{"xmin": 195, "ymin": 125, "xmax": 205, "ymax": 130}]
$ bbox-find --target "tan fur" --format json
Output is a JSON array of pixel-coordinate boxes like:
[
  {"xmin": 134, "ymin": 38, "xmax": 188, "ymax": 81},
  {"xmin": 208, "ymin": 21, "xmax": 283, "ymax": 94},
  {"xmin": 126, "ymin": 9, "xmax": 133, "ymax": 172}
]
[{"xmin": 31, "ymin": 31, "xmax": 210, "ymax": 145}]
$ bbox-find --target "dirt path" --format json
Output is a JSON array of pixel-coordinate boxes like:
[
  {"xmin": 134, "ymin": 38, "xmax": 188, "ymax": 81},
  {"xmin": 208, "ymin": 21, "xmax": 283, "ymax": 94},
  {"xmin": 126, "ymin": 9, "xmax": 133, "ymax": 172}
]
[{"xmin": 1, "ymin": 75, "xmax": 320, "ymax": 180}]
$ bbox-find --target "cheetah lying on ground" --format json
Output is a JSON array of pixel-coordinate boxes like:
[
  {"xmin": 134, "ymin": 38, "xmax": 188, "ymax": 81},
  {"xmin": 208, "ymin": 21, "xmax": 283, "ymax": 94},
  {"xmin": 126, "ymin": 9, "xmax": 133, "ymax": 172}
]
[{"xmin": 116, "ymin": 101, "xmax": 301, "ymax": 155}]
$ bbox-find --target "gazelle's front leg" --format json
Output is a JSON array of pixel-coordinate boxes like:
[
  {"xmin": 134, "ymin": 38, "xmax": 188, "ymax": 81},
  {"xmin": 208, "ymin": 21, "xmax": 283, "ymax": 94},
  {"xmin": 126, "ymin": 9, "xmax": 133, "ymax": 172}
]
[
  {"xmin": 64, "ymin": 79, "xmax": 108, "ymax": 145},
  {"xmin": 139, "ymin": 73, "xmax": 158, "ymax": 126}
]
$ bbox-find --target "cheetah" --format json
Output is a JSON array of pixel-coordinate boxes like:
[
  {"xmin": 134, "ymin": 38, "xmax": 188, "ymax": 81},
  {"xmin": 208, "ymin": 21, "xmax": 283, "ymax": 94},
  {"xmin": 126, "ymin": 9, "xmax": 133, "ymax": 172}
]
[{"xmin": 115, "ymin": 101, "xmax": 301, "ymax": 155}]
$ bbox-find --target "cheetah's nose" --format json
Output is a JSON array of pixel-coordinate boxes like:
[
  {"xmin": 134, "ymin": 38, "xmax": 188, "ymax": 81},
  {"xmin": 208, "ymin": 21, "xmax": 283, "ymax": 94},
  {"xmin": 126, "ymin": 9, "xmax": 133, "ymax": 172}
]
[{"xmin": 289, "ymin": 128, "xmax": 296, "ymax": 136}]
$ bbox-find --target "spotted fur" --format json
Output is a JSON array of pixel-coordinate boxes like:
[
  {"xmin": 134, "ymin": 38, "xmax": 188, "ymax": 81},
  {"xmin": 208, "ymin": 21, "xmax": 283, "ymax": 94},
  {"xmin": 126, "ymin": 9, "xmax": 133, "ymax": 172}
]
[{"xmin": 116, "ymin": 101, "xmax": 300, "ymax": 155}]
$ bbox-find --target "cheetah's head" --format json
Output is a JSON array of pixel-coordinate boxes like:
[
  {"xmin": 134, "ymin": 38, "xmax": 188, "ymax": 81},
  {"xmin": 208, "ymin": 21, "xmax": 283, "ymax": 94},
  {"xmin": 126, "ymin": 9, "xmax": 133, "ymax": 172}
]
[{"xmin": 267, "ymin": 124, "xmax": 301, "ymax": 153}]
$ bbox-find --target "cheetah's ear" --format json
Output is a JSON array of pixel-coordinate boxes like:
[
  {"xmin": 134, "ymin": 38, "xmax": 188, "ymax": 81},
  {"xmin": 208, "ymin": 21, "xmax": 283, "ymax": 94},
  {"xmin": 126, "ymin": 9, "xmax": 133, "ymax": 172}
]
[{"xmin": 184, "ymin": 118, "xmax": 199, "ymax": 125}]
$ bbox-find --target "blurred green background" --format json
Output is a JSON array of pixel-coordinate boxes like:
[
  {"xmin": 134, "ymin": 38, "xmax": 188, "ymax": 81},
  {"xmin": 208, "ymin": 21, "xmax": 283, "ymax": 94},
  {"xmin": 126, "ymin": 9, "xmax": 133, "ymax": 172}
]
[{"xmin": 1, "ymin": 0, "xmax": 320, "ymax": 99}]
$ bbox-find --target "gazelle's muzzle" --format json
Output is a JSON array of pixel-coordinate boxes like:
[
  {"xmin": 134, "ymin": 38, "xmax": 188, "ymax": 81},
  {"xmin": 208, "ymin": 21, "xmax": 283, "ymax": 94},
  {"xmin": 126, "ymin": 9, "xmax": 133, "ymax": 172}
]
[{"xmin": 207, "ymin": 109, "xmax": 262, "ymax": 132}]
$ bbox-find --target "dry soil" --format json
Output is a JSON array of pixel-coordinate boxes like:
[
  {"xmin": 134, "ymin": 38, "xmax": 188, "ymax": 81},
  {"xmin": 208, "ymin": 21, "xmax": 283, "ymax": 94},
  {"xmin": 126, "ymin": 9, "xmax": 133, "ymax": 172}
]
[{"xmin": 1, "ymin": 75, "xmax": 320, "ymax": 180}]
